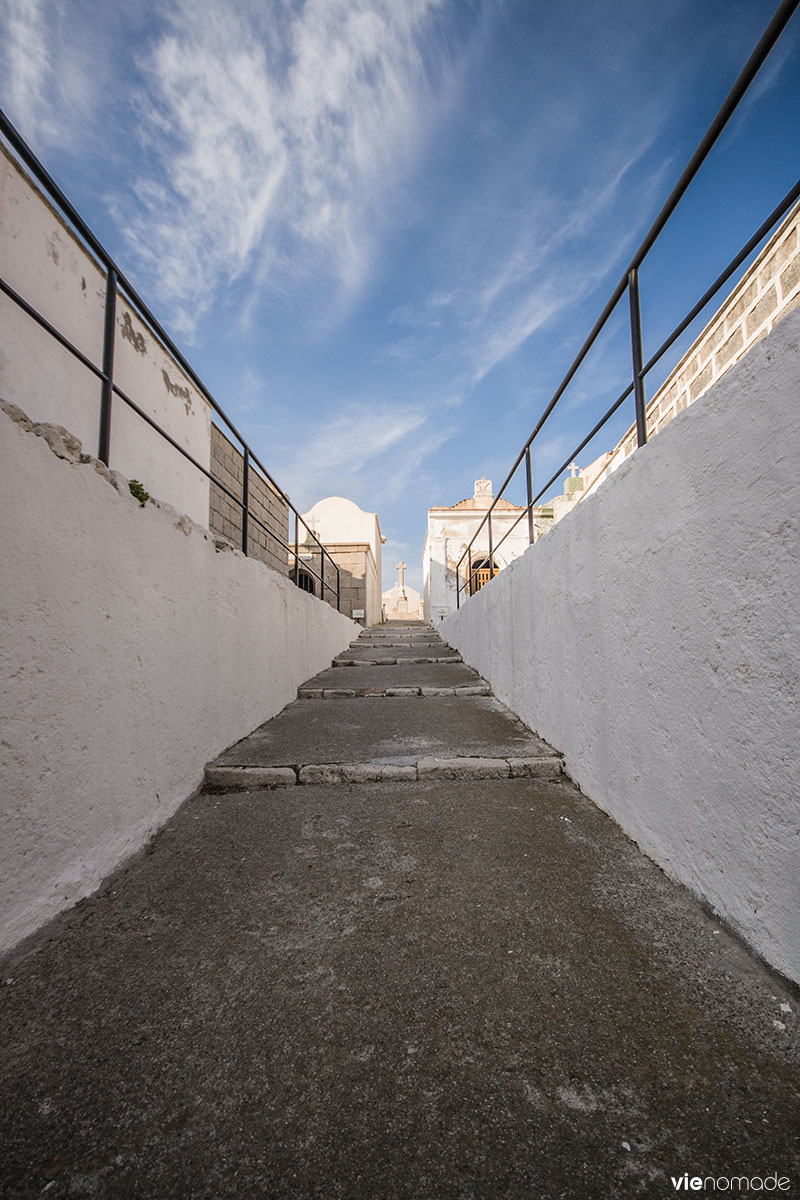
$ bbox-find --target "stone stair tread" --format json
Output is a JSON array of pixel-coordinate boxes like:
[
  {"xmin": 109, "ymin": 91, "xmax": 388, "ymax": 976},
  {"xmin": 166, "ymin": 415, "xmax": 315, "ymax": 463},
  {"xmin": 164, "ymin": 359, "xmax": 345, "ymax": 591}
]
[
  {"xmin": 211, "ymin": 694, "xmax": 558, "ymax": 770},
  {"xmin": 335, "ymin": 646, "xmax": 459, "ymax": 663},
  {"xmin": 205, "ymin": 754, "xmax": 563, "ymax": 789},
  {"xmin": 334, "ymin": 655, "xmax": 463, "ymax": 666},
  {"xmin": 301, "ymin": 662, "xmax": 483, "ymax": 691},
  {"xmin": 299, "ymin": 685, "xmax": 492, "ymax": 698}
]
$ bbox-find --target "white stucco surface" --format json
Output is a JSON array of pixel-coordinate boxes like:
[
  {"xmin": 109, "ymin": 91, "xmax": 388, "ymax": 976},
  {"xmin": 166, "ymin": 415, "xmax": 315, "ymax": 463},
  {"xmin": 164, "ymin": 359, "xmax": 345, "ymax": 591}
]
[
  {"xmin": 442, "ymin": 309, "xmax": 800, "ymax": 983},
  {"xmin": 422, "ymin": 481, "xmax": 532, "ymax": 623},
  {"xmin": 0, "ymin": 144, "xmax": 212, "ymax": 526},
  {"xmin": 0, "ymin": 407, "xmax": 357, "ymax": 954},
  {"xmin": 301, "ymin": 496, "xmax": 385, "ymax": 626},
  {"xmin": 302, "ymin": 496, "xmax": 384, "ymax": 565}
]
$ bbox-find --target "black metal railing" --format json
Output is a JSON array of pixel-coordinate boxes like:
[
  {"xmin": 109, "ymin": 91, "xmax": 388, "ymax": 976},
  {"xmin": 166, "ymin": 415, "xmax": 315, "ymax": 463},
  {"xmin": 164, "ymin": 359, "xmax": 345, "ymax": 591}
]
[
  {"xmin": 457, "ymin": 0, "xmax": 800, "ymax": 607},
  {"xmin": 0, "ymin": 110, "xmax": 341, "ymax": 611}
]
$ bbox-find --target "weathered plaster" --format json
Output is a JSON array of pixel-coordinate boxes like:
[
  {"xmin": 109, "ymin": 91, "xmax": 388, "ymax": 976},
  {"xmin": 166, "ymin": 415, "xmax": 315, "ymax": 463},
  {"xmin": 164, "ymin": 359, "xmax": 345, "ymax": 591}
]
[
  {"xmin": 0, "ymin": 402, "xmax": 357, "ymax": 954},
  {"xmin": 0, "ymin": 143, "xmax": 211, "ymax": 527},
  {"xmin": 301, "ymin": 498, "xmax": 385, "ymax": 626},
  {"xmin": 442, "ymin": 309, "xmax": 800, "ymax": 984}
]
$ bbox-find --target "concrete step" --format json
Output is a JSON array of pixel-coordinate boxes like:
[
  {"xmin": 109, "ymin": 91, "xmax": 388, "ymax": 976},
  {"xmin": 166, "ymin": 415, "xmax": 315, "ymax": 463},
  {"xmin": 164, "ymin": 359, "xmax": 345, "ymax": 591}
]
[
  {"xmin": 357, "ymin": 638, "xmax": 443, "ymax": 648},
  {"xmin": 334, "ymin": 654, "xmax": 463, "ymax": 666},
  {"xmin": 336, "ymin": 643, "xmax": 460, "ymax": 664},
  {"xmin": 299, "ymin": 684, "xmax": 492, "ymax": 698},
  {"xmin": 356, "ymin": 629, "xmax": 437, "ymax": 640},
  {"xmin": 354, "ymin": 640, "xmax": 441, "ymax": 648},
  {"xmin": 205, "ymin": 694, "xmax": 562, "ymax": 789},
  {"xmin": 206, "ymin": 756, "xmax": 563, "ymax": 789},
  {"xmin": 299, "ymin": 661, "xmax": 487, "ymax": 697},
  {"xmin": 359, "ymin": 626, "xmax": 436, "ymax": 633}
]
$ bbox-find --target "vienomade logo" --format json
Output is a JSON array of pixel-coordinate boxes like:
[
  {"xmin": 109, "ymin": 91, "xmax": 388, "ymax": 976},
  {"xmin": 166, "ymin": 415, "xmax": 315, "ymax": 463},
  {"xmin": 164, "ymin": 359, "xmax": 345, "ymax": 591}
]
[{"xmin": 671, "ymin": 1173, "xmax": 791, "ymax": 1192}]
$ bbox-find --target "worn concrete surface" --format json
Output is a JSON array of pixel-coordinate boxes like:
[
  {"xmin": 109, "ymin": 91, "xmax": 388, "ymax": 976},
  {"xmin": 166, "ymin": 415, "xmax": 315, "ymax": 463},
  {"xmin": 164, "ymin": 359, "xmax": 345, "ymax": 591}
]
[
  {"xmin": 334, "ymin": 645, "xmax": 461, "ymax": 664},
  {"xmin": 1, "ymin": 777, "xmax": 798, "ymax": 1199},
  {"xmin": 333, "ymin": 625, "xmax": 462, "ymax": 667},
  {"xmin": 215, "ymin": 695, "xmax": 558, "ymax": 768},
  {"xmin": 301, "ymin": 662, "xmax": 485, "ymax": 692},
  {"xmin": 4, "ymin": 623, "xmax": 798, "ymax": 1196}
]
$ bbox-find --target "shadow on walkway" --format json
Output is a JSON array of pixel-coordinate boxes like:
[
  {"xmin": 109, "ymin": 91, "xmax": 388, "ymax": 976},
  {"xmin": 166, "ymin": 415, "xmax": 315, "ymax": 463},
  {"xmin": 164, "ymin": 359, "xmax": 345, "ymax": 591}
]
[{"xmin": 2, "ymin": 626, "xmax": 798, "ymax": 1197}]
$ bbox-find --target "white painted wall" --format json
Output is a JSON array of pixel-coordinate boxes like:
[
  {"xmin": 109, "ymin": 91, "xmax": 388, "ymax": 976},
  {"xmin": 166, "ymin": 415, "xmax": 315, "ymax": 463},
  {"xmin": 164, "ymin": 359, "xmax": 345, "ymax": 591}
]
[
  {"xmin": 442, "ymin": 310, "xmax": 800, "ymax": 984},
  {"xmin": 423, "ymin": 508, "xmax": 529, "ymax": 623},
  {"xmin": 0, "ymin": 405, "xmax": 357, "ymax": 955},
  {"xmin": 301, "ymin": 496, "xmax": 385, "ymax": 625},
  {"xmin": 0, "ymin": 144, "xmax": 212, "ymax": 526},
  {"xmin": 302, "ymin": 496, "xmax": 384, "ymax": 568}
]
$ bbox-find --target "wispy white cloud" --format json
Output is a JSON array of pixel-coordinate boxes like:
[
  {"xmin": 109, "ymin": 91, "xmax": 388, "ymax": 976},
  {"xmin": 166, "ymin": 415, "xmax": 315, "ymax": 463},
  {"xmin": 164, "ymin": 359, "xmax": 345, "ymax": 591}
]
[
  {"xmin": 116, "ymin": 0, "xmax": 452, "ymax": 332},
  {"xmin": 268, "ymin": 391, "xmax": 459, "ymax": 520},
  {"xmin": 467, "ymin": 146, "xmax": 674, "ymax": 384},
  {"xmin": 386, "ymin": 132, "xmax": 675, "ymax": 395},
  {"xmin": 0, "ymin": 0, "xmax": 109, "ymax": 150},
  {"xmin": 275, "ymin": 400, "xmax": 429, "ymax": 505},
  {"xmin": 0, "ymin": 0, "xmax": 52, "ymax": 136},
  {"xmin": 389, "ymin": 289, "xmax": 457, "ymax": 328},
  {"xmin": 371, "ymin": 422, "xmax": 456, "ymax": 504}
]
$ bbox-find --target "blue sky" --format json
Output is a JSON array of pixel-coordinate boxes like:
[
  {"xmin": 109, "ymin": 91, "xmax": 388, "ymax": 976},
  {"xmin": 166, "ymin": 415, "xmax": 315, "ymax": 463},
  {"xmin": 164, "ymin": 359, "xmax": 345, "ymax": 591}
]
[{"xmin": 1, "ymin": 0, "xmax": 798, "ymax": 591}]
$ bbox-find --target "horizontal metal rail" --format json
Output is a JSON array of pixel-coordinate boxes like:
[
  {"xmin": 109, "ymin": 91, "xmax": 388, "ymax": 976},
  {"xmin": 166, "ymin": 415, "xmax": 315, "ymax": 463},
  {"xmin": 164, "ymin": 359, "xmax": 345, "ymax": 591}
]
[
  {"xmin": 0, "ymin": 108, "xmax": 340, "ymax": 607},
  {"xmin": 0, "ymin": 276, "xmax": 106, "ymax": 381},
  {"xmin": 456, "ymin": 0, "xmax": 799, "ymax": 608}
]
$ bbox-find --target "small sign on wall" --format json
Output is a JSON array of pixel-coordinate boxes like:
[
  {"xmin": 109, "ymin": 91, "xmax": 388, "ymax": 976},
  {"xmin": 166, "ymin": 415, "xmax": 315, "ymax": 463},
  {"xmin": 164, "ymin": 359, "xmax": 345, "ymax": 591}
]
[{"xmin": 352, "ymin": 609, "xmax": 365, "ymax": 618}]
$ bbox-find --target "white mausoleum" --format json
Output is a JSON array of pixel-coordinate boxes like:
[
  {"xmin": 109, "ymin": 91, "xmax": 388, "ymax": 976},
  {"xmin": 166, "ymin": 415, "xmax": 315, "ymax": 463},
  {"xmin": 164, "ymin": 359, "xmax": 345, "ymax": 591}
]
[
  {"xmin": 299, "ymin": 496, "xmax": 385, "ymax": 626},
  {"xmin": 423, "ymin": 478, "xmax": 533, "ymax": 623}
]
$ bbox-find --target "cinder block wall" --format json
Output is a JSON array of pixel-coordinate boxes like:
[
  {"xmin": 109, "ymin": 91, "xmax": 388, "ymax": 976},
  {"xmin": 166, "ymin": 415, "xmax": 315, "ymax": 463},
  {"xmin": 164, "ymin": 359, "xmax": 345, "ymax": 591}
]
[{"xmin": 209, "ymin": 424, "xmax": 290, "ymax": 576}]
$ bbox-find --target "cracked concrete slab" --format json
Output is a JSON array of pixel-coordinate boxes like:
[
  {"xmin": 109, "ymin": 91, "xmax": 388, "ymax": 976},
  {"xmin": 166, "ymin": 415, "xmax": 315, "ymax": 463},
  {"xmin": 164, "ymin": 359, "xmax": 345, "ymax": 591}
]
[{"xmin": 213, "ymin": 695, "xmax": 559, "ymax": 769}]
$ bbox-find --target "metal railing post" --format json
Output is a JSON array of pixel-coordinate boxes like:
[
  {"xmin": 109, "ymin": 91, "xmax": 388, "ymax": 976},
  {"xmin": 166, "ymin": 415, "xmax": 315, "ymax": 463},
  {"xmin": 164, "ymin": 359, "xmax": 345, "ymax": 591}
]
[
  {"xmin": 337, "ymin": 565, "xmax": 341, "ymax": 612},
  {"xmin": 468, "ymin": 546, "xmax": 473, "ymax": 598},
  {"xmin": 241, "ymin": 448, "xmax": 250, "ymax": 555},
  {"xmin": 525, "ymin": 446, "xmax": 534, "ymax": 544},
  {"xmin": 98, "ymin": 267, "xmax": 116, "ymax": 465},
  {"xmin": 294, "ymin": 514, "xmax": 300, "ymax": 584},
  {"xmin": 488, "ymin": 512, "xmax": 495, "ymax": 578},
  {"xmin": 628, "ymin": 267, "xmax": 648, "ymax": 447}
]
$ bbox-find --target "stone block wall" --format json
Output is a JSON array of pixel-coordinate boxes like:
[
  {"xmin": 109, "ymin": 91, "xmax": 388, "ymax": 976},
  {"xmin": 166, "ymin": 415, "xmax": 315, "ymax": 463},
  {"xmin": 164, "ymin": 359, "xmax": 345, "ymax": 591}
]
[
  {"xmin": 299, "ymin": 542, "xmax": 379, "ymax": 624},
  {"xmin": 332, "ymin": 543, "xmax": 370, "ymax": 624},
  {"xmin": 209, "ymin": 424, "xmax": 290, "ymax": 576}
]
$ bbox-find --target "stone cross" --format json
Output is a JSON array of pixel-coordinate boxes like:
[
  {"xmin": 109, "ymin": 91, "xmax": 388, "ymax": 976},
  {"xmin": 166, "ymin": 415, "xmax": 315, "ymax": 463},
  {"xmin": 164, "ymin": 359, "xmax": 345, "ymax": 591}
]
[
  {"xmin": 569, "ymin": 461, "xmax": 579, "ymax": 477},
  {"xmin": 395, "ymin": 561, "xmax": 407, "ymax": 591}
]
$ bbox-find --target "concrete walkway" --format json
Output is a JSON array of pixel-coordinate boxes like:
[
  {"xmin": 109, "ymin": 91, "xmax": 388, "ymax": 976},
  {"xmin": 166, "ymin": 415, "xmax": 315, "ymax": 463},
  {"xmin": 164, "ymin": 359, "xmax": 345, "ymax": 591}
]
[{"xmin": 1, "ymin": 624, "xmax": 798, "ymax": 1198}]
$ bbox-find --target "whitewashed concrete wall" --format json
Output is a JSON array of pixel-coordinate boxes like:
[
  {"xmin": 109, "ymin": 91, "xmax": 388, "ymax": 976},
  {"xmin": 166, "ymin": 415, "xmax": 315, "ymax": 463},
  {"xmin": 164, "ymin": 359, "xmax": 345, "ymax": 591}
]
[
  {"xmin": 0, "ymin": 403, "xmax": 357, "ymax": 955},
  {"xmin": 0, "ymin": 143, "xmax": 211, "ymax": 526},
  {"xmin": 442, "ymin": 309, "xmax": 800, "ymax": 984},
  {"xmin": 423, "ymin": 508, "xmax": 530, "ymax": 623}
]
